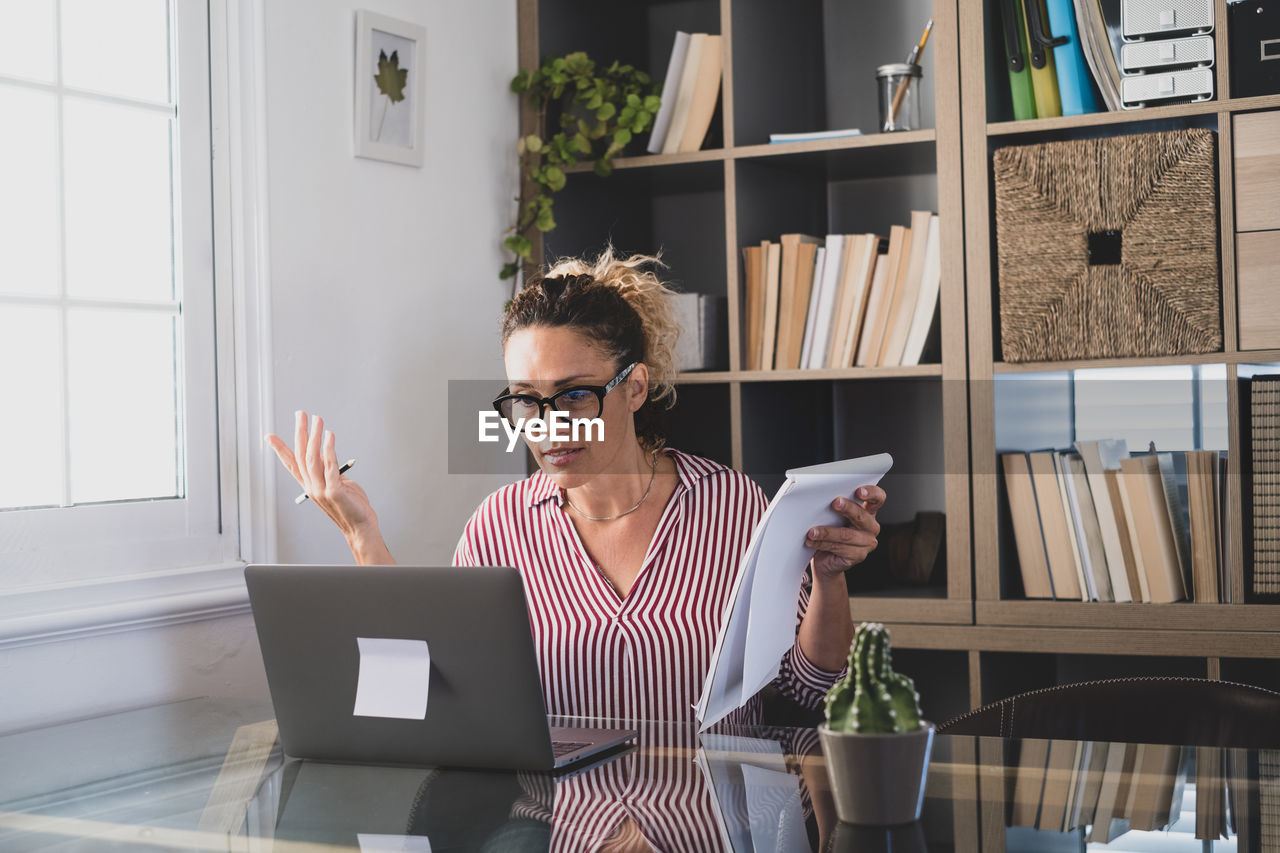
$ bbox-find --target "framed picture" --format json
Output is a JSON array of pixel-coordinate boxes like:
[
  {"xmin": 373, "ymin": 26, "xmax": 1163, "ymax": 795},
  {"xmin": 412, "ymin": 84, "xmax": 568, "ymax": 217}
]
[{"xmin": 354, "ymin": 11, "xmax": 426, "ymax": 166}]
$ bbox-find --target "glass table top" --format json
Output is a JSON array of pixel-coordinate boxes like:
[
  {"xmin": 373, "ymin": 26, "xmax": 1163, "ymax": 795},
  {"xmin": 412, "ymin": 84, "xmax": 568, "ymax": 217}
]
[{"xmin": 0, "ymin": 697, "xmax": 1271, "ymax": 851}]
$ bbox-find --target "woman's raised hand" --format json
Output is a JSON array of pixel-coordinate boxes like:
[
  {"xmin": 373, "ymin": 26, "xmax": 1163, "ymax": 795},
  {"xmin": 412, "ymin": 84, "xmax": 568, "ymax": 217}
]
[{"xmin": 265, "ymin": 411, "xmax": 384, "ymax": 555}]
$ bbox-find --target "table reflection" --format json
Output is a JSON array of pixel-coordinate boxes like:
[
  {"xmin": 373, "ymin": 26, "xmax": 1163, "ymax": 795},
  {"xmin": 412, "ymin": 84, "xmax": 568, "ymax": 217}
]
[
  {"xmin": 2, "ymin": 695, "xmax": 1272, "ymax": 852},
  {"xmin": 254, "ymin": 725, "xmax": 831, "ymax": 852}
]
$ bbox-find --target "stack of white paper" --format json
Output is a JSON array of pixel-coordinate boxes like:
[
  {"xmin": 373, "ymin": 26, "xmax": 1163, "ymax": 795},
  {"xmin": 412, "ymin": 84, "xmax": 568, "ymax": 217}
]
[{"xmin": 695, "ymin": 454, "xmax": 893, "ymax": 730}]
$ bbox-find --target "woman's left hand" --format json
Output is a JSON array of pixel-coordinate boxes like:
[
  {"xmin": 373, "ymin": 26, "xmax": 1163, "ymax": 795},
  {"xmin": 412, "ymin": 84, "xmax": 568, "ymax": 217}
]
[{"xmin": 805, "ymin": 485, "xmax": 886, "ymax": 580}]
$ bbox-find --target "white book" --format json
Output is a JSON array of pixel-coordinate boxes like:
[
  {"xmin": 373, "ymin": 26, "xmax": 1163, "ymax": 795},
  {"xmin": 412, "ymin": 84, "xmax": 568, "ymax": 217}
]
[
  {"xmin": 805, "ymin": 235, "xmax": 845, "ymax": 369},
  {"xmin": 1075, "ymin": 439, "xmax": 1134, "ymax": 602},
  {"xmin": 661, "ymin": 33, "xmax": 705, "ymax": 155},
  {"xmin": 1053, "ymin": 452, "xmax": 1091, "ymax": 600},
  {"xmin": 799, "ymin": 247, "xmax": 826, "ymax": 369},
  {"xmin": 900, "ymin": 215, "xmax": 941, "ymax": 366},
  {"xmin": 768, "ymin": 127, "xmax": 863, "ymax": 143},
  {"xmin": 646, "ymin": 31, "xmax": 692, "ymax": 154}
]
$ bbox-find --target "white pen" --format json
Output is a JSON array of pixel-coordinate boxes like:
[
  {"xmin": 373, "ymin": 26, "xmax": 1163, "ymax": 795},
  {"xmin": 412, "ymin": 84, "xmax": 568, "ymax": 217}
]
[{"xmin": 295, "ymin": 459, "xmax": 356, "ymax": 504}]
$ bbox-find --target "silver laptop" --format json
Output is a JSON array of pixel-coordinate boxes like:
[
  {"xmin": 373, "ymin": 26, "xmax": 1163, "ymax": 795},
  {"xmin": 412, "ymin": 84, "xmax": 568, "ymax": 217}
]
[{"xmin": 245, "ymin": 564, "xmax": 636, "ymax": 771}]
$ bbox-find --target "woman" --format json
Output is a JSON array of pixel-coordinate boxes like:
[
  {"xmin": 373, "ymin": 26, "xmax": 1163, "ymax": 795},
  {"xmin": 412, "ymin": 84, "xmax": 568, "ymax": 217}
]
[{"xmin": 267, "ymin": 250, "xmax": 885, "ymax": 725}]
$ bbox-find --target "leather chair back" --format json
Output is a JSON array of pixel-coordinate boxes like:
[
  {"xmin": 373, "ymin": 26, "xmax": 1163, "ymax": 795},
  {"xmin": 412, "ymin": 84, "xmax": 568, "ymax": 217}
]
[{"xmin": 938, "ymin": 677, "xmax": 1280, "ymax": 748}]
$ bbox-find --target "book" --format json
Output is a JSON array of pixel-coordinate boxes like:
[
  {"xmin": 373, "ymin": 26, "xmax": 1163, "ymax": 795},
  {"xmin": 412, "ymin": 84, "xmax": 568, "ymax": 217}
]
[
  {"xmin": 646, "ymin": 31, "xmax": 692, "ymax": 154},
  {"xmin": 1218, "ymin": 453, "xmax": 1230, "ymax": 603},
  {"xmin": 670, "ymin": 293, "xmax": 722, "ymax": 370},
  {"xmin": 803, "ymin": 235, "xmax": 845, "ymax": 369},
  {"xmin": 1028, "ymin": 450, "xmax": 1083, "ymax": 600},
  {"xmin": 1227, "ymin": 746, "xmax": 1255, "ymax": 848},
  {"xmin": 661, "ymin": 33, "xmax": 705, "ymax": 155},
  {"xmin": 1011, "ymin": 738, "xmax": 1050, "ymax": 827},
  {"xmin": 760, "ymin": 240, "xmax": 781, "ymax": 369},
  {"xmin": 783, "ymin": 238, "xmax": 821, "ymax": 369},
  {"xmin": 831, "ymin": 234, "xmax": 880, "ymax": 368},
  {"xmin": 825, "ymin": 234, "xmax": 863, "ymax": 369},
  {"xmin": 1119, "ymin": 455, "xmax": 1188, "ymax": 603},
  {"xmin": 858, "ymin": 225, "xmax": 908, "ymax": 367},
  {"xmin": 768, "ymin": 128, "xmax": 862, "ymax": 143},
  {"xmin": 1002, "ymin": 451, "xmax": 1056, "ymax": 599},
  {"xmin": 1071, "ymin": 0, "xmax": 1123, "ymax": 110},
  {"xmin": 1195, "ymin": 746, "xmax": 1228, "ymax": 841},
  {"xmin": 1186, "ymin": 449, "xmax": 1221, "ymax": 603},
  {"xmin": 774, "ymin": 233, "xmax": 821, "ymax": 370},
  {"xmin": 1062, "ymin": 453, "xmax": 1114, "ymax": 601},
  {"xmin": 853, "ymin": 250, "xmax": 892, "ymax": 367},
  {"xmin": 1089, "ymin": 742, "xmax": 1134, "ymax": 843},
  {"xmin": 999, "ymin": 0, "xmax": 1038, "ymax": 120},
  {"xmin": 1075, "ymin": 439, "xmax": 1134, "ymax": 602},
  {"xmin": 1111, "ymin": 465, "xmax": 1152, "ymax": 603},
  {"xmin": 1248, "ymin": 375, "xmax": 1280, "ymax": 596},
  {"xmin": 1156, "ymin": 451, "xmax": 1193, "ymax": 598},
  {"xmin": 1037, "ymin": 739, "xmax": 1078, "ymax": 830},
  {"xmin": 1062, "ymin": 740, "xmax": 1096, "ymax": 830},
  {"xmin": 1023, "ymin": 0, "xmax": 1063, "ymax": 119},
  {"xmin": 1128, "ymin": 744, "xmax": 1185, "ymax": 831},
  {"xmin": 798, "ymin": 246, "xmax": 826, "ymax": 369},
  {"xmin": 1074, "ymin": 738, "xmax": 1110, "ymax": 829},
  {"xmin": 1052, "ymin": 451, "xmax": 1090, "ymax": 600},
  {"xmin": 1045, "ymin": 0, "xmax": 1099, "ymax": 116},
  {"xmin": 879, "ymin": 210, "xmax": 934, "ymax": 366},
  {"xmin": 741, "ymin": 244, "xmax": 763, "ymax": 371},
  {"xmin": 676, "ymin": 34, "xmax": 723, "ymax": 153},
  {"xmin": 900, "ymin": 214, "xmax": 942, "ymax": 367},
  {"xmin": 874, "ymin": 224, "xmax": 917, "ymax": 366}
]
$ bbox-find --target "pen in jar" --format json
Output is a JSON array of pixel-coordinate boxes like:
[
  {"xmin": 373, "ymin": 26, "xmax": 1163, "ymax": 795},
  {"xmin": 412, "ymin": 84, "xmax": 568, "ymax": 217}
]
[{"xmin": 295, "ymin": 459, "xmax": 356, "ymax": 504}]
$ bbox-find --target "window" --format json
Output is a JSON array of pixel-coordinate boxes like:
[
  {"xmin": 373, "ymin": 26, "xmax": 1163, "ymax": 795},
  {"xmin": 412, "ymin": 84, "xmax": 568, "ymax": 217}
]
[
  {"xmin": 1073, "ymin": 364, "xmax": 1228, "ymax": 452},
  {"xmin": 0, "ymin": 0, "xmax": 238, "ymax": 588},
  {"xmin": 994, "ymin": 364, "xmax": 1229, "ymax": 455}
]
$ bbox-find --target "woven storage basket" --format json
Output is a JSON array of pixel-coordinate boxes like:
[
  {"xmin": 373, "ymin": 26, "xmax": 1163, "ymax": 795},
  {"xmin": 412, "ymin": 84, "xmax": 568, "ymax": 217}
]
[{"xmin": 993, "ymin": 128, "xmax": 1221, "ymax": 363}]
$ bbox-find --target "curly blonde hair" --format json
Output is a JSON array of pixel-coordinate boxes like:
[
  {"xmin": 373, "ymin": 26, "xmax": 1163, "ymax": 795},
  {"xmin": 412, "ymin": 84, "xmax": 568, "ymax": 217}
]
[{"xmin": 501, "ymin": 248, "xmax": 681, "ymax": 452}]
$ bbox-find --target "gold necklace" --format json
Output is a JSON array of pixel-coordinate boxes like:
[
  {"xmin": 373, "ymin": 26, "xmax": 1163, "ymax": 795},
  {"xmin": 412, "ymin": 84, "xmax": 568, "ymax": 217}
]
[{"xmin": 564, "ymin": 449, "xmax": 658, "ymax": 521}]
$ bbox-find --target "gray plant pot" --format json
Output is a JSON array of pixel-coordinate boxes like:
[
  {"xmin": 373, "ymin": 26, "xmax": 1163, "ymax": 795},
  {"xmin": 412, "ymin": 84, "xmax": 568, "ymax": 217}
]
[{"xmin": 818, "ymin": 721, "xmax": 935, "ymax": 825}]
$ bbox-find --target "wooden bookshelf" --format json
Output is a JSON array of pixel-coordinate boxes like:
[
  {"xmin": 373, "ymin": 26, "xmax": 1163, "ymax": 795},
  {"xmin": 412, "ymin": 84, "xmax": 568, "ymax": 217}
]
[
  {"xmin": 958, "ymin": 0, "xmax": 1280, "ymax": 716},
  {"xmin": 517, "ymin": 0, "xmax": 1280, "ymax": 724},
  {"xmin": 519, "ymin": 0, "xmax": 972, "ymax": 626}
]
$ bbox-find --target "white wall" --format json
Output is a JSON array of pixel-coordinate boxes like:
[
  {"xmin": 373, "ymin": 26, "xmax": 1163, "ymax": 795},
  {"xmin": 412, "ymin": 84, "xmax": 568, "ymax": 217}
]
[
  {"xmin": 0, "ymin": 0, "xmax": 521, "ymax": 735},
  {"xmin": 265, "ymin": 0, "xmax": 525, "ymax": 565}
]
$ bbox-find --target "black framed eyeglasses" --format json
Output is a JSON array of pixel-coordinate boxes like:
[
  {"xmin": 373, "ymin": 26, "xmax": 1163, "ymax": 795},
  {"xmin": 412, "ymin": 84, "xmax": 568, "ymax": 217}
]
[{"xmin": 492, "ymin": 362, "xmax": 638, "ymax": 427}]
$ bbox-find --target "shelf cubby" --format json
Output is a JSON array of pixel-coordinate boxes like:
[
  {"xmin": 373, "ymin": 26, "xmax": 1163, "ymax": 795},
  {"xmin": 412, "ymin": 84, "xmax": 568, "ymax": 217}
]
[
  {"xmin": 730, "ymin": 0, "xmax": 939, "ymax": 147},
  {"xmin": 536, "ymin": 0, "xmax": 725, "ymax": 155},
  {"xmin": 660, "ymin": 381, "xmax": 734, "ymax": 470}
]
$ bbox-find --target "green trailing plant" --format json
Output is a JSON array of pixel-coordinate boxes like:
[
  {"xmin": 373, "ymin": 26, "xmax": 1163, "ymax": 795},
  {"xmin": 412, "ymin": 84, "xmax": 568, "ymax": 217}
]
[
  {"xmin": 824, "ymin": 622, "xmax": 924, "ymax": 734},
  {"xmin": 501, "ymin": 51, "xmax": 662, "ymax": 284}
]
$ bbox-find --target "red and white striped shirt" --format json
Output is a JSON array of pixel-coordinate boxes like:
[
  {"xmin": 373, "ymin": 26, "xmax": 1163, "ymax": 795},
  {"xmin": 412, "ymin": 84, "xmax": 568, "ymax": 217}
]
[{"xmin": 451, "ymin": 448, "xmax": 842, "ymax": 724}]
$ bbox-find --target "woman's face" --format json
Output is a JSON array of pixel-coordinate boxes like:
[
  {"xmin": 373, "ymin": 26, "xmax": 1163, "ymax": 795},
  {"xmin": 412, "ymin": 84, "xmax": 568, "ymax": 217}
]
[{"xmin": 502, "ymin": 325, "xmax": 648, "ymax": 488}]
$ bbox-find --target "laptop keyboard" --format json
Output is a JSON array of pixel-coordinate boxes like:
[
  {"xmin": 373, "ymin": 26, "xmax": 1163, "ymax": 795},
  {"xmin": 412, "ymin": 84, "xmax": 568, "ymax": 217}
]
[{"xmin": 552, "ymin": 740, "xmax": 592, "ymax": 757}]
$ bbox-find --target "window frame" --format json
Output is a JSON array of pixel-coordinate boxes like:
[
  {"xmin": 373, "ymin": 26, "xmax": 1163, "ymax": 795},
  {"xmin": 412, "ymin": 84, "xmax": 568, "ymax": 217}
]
[{"xmin": 0, "ymin": 0, "xmax": 276, "ymax": 645}]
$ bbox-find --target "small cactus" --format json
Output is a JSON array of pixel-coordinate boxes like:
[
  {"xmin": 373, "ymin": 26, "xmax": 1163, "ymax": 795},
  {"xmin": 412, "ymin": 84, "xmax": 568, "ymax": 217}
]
[{"xmin": 823, "ymin": 622, "xmax": 923, "ymax": 734}]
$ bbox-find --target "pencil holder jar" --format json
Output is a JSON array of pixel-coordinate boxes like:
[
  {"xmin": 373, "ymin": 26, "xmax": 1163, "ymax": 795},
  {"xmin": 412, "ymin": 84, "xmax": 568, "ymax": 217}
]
[{"xmin": 877, "ymin": 63, "xmax": 922, "ymax": 132}]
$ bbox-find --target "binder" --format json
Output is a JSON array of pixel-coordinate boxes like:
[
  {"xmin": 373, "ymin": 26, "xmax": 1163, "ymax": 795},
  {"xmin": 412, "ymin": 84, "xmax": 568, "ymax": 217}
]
[
  {"xmin": 1024, "ymin": 0, "xmax": 1065, "ymax": 118},
  {"xmin": 1228, "ymin": 0, "xmax": 1280, "ymax": 98},
  {"xmin": 1046, "ymin": 0, "xmax": 1100, "ymax": 114},
  {"xmin": 999, "ymin": 0, "xmax": 1038, "ymax": 119}
]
